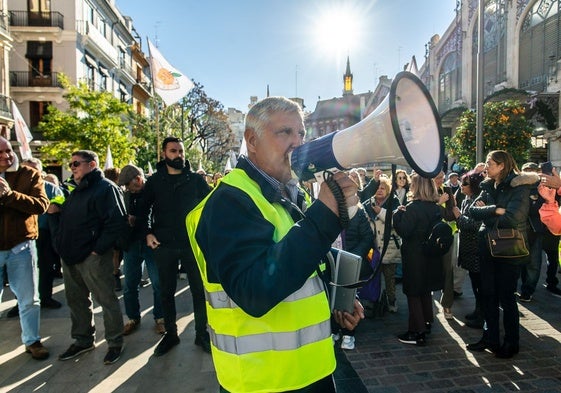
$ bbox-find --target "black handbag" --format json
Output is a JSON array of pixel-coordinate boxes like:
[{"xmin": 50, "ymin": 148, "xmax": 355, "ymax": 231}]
[{"xmin": 486, "ymin": 223, "xmax": 529, "ymax": 259}]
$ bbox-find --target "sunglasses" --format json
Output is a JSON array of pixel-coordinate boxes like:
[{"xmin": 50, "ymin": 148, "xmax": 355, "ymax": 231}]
[
  {"xmin": 397, "ymin": 176, "xmax": 406, "ymax": 180},
  {"xmin": 461, "ymin": 181, "xmax": 470, "ymax": 186},
  {"xmin": 68, "ymin": 160, "xmax": 89, "ymax": 168}
]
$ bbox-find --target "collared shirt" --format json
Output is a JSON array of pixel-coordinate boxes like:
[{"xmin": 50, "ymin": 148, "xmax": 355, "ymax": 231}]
[{"xmin": 244, "ymin": 156, "xmax": 299, "ymax": 204}]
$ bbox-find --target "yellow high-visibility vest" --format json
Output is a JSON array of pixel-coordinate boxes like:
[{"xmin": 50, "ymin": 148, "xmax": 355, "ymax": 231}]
[{"xmin": 187, "ymin": 168, "xmax": 335, "ymax": 393}]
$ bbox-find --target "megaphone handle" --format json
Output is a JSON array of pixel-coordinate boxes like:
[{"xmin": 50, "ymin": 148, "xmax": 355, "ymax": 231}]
[{"xmin": 323, "ymin": 171, "xmax": 350, "ymax": 229}]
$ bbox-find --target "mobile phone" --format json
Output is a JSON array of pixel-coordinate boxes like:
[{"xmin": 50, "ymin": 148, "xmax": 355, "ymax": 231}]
[{"xmin": 541, "ymin": 161, "xmax": 553, "ymax": 175}]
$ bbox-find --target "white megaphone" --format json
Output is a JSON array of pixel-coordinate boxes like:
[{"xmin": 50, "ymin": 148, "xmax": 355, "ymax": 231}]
[{"xmin": 291, "ymin": 71, "xmax": 444, "ymax": 180}]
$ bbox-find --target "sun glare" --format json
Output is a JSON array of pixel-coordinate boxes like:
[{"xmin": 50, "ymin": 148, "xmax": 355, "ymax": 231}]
[{"xmin": 313, "ymin": 5, "xmax": 363, "ymax": 56}]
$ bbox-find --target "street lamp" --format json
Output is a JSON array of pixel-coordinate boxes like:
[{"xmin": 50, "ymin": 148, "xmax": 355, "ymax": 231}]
[{"xmin": 476, "ymin": 0, "xmax": 484, "ymax": 164}]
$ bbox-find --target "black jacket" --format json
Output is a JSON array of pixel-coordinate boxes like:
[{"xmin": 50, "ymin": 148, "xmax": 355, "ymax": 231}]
[
  {"xmin": 140, "ymin": 159, "xmax": 211, "ymax": 249},
  {"xmin": 343, "ymin": 206, "xmax": 375, "ymax": 278},
  {"xmin": 393, "ymin": 200, "xmax": 445, "ymax": 295},
  {"xmin": 55, "ymin": 168, "xmax": 127, "ymax": 265},
  {"xmin": 470, "ymin": 171, "xmax": 539, "ymax": 265}
]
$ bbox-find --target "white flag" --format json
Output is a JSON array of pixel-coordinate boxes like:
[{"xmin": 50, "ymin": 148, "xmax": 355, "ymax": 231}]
[
  {"xmin": 12, "ymin": 102, "xmax": 33, "ymax": 159},
  {"xmin": 148, "ymin": 39, "xmax": 194, "ymax": 106},
  {"xmin": 104, "ymin": 145, "xmax": 114, "ymax": 169}
]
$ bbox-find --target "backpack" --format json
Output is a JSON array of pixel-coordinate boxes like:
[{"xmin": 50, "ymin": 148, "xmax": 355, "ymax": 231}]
[{"xmin": 422, "ymin": 220, "xmax": 453, "ymax": 257}]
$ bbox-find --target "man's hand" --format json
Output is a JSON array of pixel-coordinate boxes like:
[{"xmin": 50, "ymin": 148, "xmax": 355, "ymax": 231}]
[
  {"xmin": 540, "ymin": 167, "xmax": 561, "ymax": 190},
  {"xmin": 317, "ymin": 172, "xmax": 358, "ymax": 218},
  {"xmin": 127, "ymin": 215, "xmax": 136, "ymax": 227},
  {"xmin": 333, "ymin": 299, "xmax": 364, "ymax": 331},
  {"xmin": 538, "ymin": 183, "xmax": 557, "ymax": 204},
  {"xmin": 146, "ymin": 234, "xmax": 161, "ymax": 249},
  {"xmin": 0, "ymin": 177, "xmax": 12, "ymax": 198}
]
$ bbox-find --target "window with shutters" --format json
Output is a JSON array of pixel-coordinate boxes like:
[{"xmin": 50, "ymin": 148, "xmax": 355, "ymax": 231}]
[{"xmin": 519, "ymin": 0, "xmax": 560, "ymax": 91}]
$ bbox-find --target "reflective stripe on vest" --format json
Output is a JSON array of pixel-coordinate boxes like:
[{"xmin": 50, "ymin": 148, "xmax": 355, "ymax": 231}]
[
  {"xmin": 186, "ymin": 168, "xmax": 335, "ymax": 393},
  {"xmin": 210, "ymin": 318, "xmax": 331, "ymax": 355},
  {"xmin": 206, "ymin": 275, "xmax": 324, "ymax": 310}
]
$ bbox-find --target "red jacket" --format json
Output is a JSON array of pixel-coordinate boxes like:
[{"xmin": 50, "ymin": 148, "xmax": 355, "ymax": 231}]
[{"xmin": 0, "ymin": 165, "xmax": 49, "ymax": 250}]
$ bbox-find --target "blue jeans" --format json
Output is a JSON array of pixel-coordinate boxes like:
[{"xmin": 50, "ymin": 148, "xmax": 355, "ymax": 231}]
[
  {"xmin": 0, "ymin": 240, "xmax": 41, "ymax": 346},
  {"xmin": 520, "ymin": 234, "xmax": 543, "ymax": 296},
  {"xmin": 123, "ymin": 240, "xmax": 162, "ymax": 321}
]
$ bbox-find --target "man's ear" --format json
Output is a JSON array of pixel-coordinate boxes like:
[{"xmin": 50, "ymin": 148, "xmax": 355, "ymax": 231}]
[{"xmin": 244, "ymin": 128, "xmax": 257, "ymax": 154}]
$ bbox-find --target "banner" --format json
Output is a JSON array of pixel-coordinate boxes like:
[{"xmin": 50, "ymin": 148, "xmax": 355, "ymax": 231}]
[
  {"xmin": 104, "ymin": 145, "xmax": 113, "ymax": 169},
  {"xmin": 148, "ymin": 39, "xmax": 194, "ymax": 106},
  {"xmin": 12, "ymin": 102, "xmax": 33, "ymax": 159}
]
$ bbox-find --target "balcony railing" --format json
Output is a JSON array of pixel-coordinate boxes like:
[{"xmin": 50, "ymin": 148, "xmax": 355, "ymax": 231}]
[
  {"xmin": 10, "ymin": 71, "xmax": 64, "ymax": 88},
  {"xmin": 9, "ymin": 11, "xmax": 64, "ymax": 29}
]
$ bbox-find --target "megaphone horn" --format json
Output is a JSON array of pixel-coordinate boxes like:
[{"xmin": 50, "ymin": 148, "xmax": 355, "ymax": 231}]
[{"xmin": 291, "ymin": 71, "xmax": 444, "ymax": 180}]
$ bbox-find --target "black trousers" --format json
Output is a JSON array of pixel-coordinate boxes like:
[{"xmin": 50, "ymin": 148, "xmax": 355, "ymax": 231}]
[
  {"xmin": 153, "ymin": 245, "xmax": 207, "ymax": 336},
  {"xmin": 479, "ymin": 239, "xmax": 522, "ymax": 346},
  {"xmin": 37, "ymin": 227, "xmax": 60, "ymax": 301}
]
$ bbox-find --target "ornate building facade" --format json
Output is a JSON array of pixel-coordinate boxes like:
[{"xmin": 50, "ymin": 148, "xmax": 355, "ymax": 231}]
[{"xmin": 421, "ymin": 0, "xmax": 561, "ymax": 165}]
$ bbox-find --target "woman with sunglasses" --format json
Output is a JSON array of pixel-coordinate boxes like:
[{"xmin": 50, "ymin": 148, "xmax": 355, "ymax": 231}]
[
  {"xmin": 455, "ymin": 171, "xmax": 485, "ymax": 329},
  {"xmin": 392, "ymin": 169, "xmax": 410, "ymax": 205}
]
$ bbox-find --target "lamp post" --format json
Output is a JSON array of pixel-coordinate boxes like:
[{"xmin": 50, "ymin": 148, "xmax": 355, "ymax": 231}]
[{"xmin": 476, "ymin": 0, "xmax": 484, "ymax": 164}]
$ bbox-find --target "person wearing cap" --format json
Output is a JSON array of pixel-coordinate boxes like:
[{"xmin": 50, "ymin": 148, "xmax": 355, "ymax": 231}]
[
  {"xmin": 117, "ymin": 165, "xmax": 164, "ymax": 336},
  {"xmin": 445, "ymin": 172, "xmax": 460, "ymax": 196}
]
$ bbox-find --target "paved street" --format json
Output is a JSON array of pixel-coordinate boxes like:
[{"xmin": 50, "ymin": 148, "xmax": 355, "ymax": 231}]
[{"xmin": 1, "ymin": 262, "xmax": 561, "ymax": 393}]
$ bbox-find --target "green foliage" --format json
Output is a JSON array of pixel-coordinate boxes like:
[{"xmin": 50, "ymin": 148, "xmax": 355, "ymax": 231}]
[
  {"xmin": 38, "ymin": 74, "xmax": 138, "ymax": 168},
  {"xmin": 445, "ymin": 100, "xmax": 533, "ymax": 169}
]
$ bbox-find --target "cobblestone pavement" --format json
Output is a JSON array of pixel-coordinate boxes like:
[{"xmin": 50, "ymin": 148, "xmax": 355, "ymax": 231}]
[
  {"xmin": 1, "ymin": 265, "xmax": 561, "ymax": 393},
  {"xmin": 342, "ymin": 270, "xmax": 561, "ymax": 393}
]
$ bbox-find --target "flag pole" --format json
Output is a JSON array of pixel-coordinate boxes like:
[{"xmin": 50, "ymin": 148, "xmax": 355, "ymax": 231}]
[{"xmin": 147, "ymin": 37, "xmax": 161, "ymax": 162}]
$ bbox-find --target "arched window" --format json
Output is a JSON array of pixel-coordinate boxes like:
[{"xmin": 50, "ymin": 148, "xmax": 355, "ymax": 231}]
[
  {"xmin": 438, "ymin": 52, "xmax": 462, "ymax": 112},
  {"xmin": 471, "ymin": 0, "xmax": 507, "ymax": 105},
  {"xmin": 519, "ymin": 0, "xmax": 560, "ymax": 91}
]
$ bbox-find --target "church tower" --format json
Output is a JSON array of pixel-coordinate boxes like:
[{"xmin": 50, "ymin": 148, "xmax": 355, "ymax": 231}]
[{"xmin": 343, "ymin": 56, "xmax": 353, "ymax": 96}]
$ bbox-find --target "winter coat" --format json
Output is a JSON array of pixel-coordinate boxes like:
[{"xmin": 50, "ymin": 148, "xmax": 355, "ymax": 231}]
[
  {"xmin": 393, "ymin": 200, "xmax": 445, "ymax": 295},
  {"xmin": 364, "ymin": 194, "xmax": 401, "ymax": 264},
  {"xmin": 0, "ymin": 165, "xmax": 49, "ymax": 250},
  {"xmin": 55, "ymin": 168, "xmax": 127, "ymax": 265},
  {"xmin": 456, "ymin": 195, "xmax": 482, "ymax": 272},
  {"xmin": 140, "ymin": 160, "xmax": 211, "ymax": 249},
  {"xmin": 469, "ymin": 171, "xmax": 539, "ymax": 266},
  {"xmin": 343, "ymin": 206, "xmax": 375, "ymax": 279}
]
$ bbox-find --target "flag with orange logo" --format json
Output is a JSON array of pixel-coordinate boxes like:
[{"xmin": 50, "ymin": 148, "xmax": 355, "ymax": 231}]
[{"xmin": 148, "ymin": 39, "xmax": 194, "ymax": 106}]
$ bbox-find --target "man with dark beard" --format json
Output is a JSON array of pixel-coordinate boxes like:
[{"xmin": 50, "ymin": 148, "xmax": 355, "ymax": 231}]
[{"xmin": 139, "ymin": 136, "xmax": 211, "ymax": 356}]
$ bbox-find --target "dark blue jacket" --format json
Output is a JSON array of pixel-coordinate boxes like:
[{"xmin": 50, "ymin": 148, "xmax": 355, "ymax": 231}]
[{"xmin": 55, "ymin": 168, "xmax": 127, "ymax": 265}]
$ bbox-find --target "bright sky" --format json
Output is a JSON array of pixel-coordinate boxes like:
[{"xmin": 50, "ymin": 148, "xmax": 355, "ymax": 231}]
[{"xmin": 116, "ymin": 0, "xmax": 457, "ymax": 113}]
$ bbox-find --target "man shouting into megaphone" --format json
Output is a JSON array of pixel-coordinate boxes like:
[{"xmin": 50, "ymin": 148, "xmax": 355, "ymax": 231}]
[{"xmin": 187, "ymin": 96, "xmax": 363, "ymax": 393}]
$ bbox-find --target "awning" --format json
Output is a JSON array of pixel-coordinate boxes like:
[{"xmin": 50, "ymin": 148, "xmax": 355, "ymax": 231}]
[{"xmin": 84, "ymin": 53, "xmax": 96, "ymax": 67}]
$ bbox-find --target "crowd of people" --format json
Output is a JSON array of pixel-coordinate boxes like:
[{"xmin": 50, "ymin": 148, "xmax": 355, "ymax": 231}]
[{"xmin": 2, "ymin": 94, "xmax": 561, "ymax": 391}]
